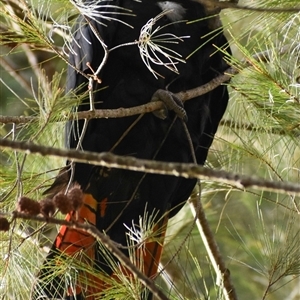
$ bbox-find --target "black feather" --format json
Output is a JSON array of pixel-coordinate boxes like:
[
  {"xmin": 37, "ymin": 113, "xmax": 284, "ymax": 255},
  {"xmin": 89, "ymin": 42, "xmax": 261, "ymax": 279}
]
[{"xmin": 34, "ymin": 1, "xmax": 230, "ymax": 299}]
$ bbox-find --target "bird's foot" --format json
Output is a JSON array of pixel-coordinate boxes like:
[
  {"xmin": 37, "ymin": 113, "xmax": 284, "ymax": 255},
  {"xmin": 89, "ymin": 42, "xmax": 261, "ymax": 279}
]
[{"xmin": 151, "ymin": 89, "xmax": 187, "ymax": 122}]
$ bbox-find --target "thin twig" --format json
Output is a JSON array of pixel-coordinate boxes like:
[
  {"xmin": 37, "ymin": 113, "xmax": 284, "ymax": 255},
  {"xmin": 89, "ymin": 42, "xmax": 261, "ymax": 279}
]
[
  {"xmin": 196, "ymin": 0, "xmax": 300, "ymax": 14},
  {"xmin": 219, "ymin": 119, "xmax": 300, "ymax": 136},
  {"xmin": 189, "ymin": 198, "xmax": 237, "ymax": 300},
  {"xmin": 0, "ymin": 57, "xmax": 32, "ymax": 95},
  {"xmin": 182, "ymin": 119, "xmax": 237, "ymax": 299}
]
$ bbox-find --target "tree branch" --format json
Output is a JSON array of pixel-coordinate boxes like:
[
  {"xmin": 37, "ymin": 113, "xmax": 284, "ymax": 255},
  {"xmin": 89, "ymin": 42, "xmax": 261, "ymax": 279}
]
[
  {"xmin": 189, "ymin": 198, "xmax": 237, "ymax": 300},
  {"xmin": 1, "ymin": 138, "xmax": 300, "ymax": 199},
  {"xmin": 197, "ymin": 0, "xmax": 300, "ymax": 14},
  {"xmin": 0, "ymin": 66, "xmax": 235, "ymax": 125},
  {"xmin": 2, "ymin": 211, "xmax": 169, "ymax": 300},
  {"xmin": 2, "ymin": 42, "xmax": 295, "ymax": 126}
]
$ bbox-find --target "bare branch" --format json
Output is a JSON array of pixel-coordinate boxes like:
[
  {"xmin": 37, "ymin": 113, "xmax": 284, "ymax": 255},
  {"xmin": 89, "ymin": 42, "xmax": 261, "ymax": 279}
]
[
  {"xmin": 1, "ymin": 138, "xmax": 300, "ymax": 199},
  {"xmin": 0, "ymin": 66, "xmax": 234, "ymax": 125},
  {"xmin": 2, "ymin": 43, "xmax": 296, "ymax": 125},
  {"xmin": 196, "ymin": 0, "xmax": 300, "ymax": 14},
  {"xmin": 189, "ymin": 198, "xmax": 237, "ymax": 300},
  {"xmin": 2, "ymin": 211, "xmax": 169, "ymax": 300}
]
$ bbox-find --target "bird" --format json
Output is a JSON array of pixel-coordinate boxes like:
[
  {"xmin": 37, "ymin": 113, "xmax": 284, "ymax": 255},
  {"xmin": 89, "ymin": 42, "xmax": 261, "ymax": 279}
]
[{"xmin": 33, "ymin": 0, "xmax": 230, "ymax": 299}]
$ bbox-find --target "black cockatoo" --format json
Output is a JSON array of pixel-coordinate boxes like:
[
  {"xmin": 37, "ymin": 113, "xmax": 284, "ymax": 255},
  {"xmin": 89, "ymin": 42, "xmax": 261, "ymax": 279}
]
[{"xmin": 34, "ymin": 0, "xmax": 230, "ymax": 299}]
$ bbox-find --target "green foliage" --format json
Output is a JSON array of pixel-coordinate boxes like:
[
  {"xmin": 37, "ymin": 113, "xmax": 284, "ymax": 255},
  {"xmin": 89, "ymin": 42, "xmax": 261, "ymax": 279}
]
[{"xmin": 1, "ymin": 0, "xmax": 300, "ymax": 299}]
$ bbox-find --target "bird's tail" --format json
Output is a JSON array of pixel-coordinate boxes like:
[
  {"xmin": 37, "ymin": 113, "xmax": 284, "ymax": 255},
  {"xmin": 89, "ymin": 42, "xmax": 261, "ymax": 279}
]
[{"xmin": 34, "ymin": 192, "xmax": 167, "ymax": 300}]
